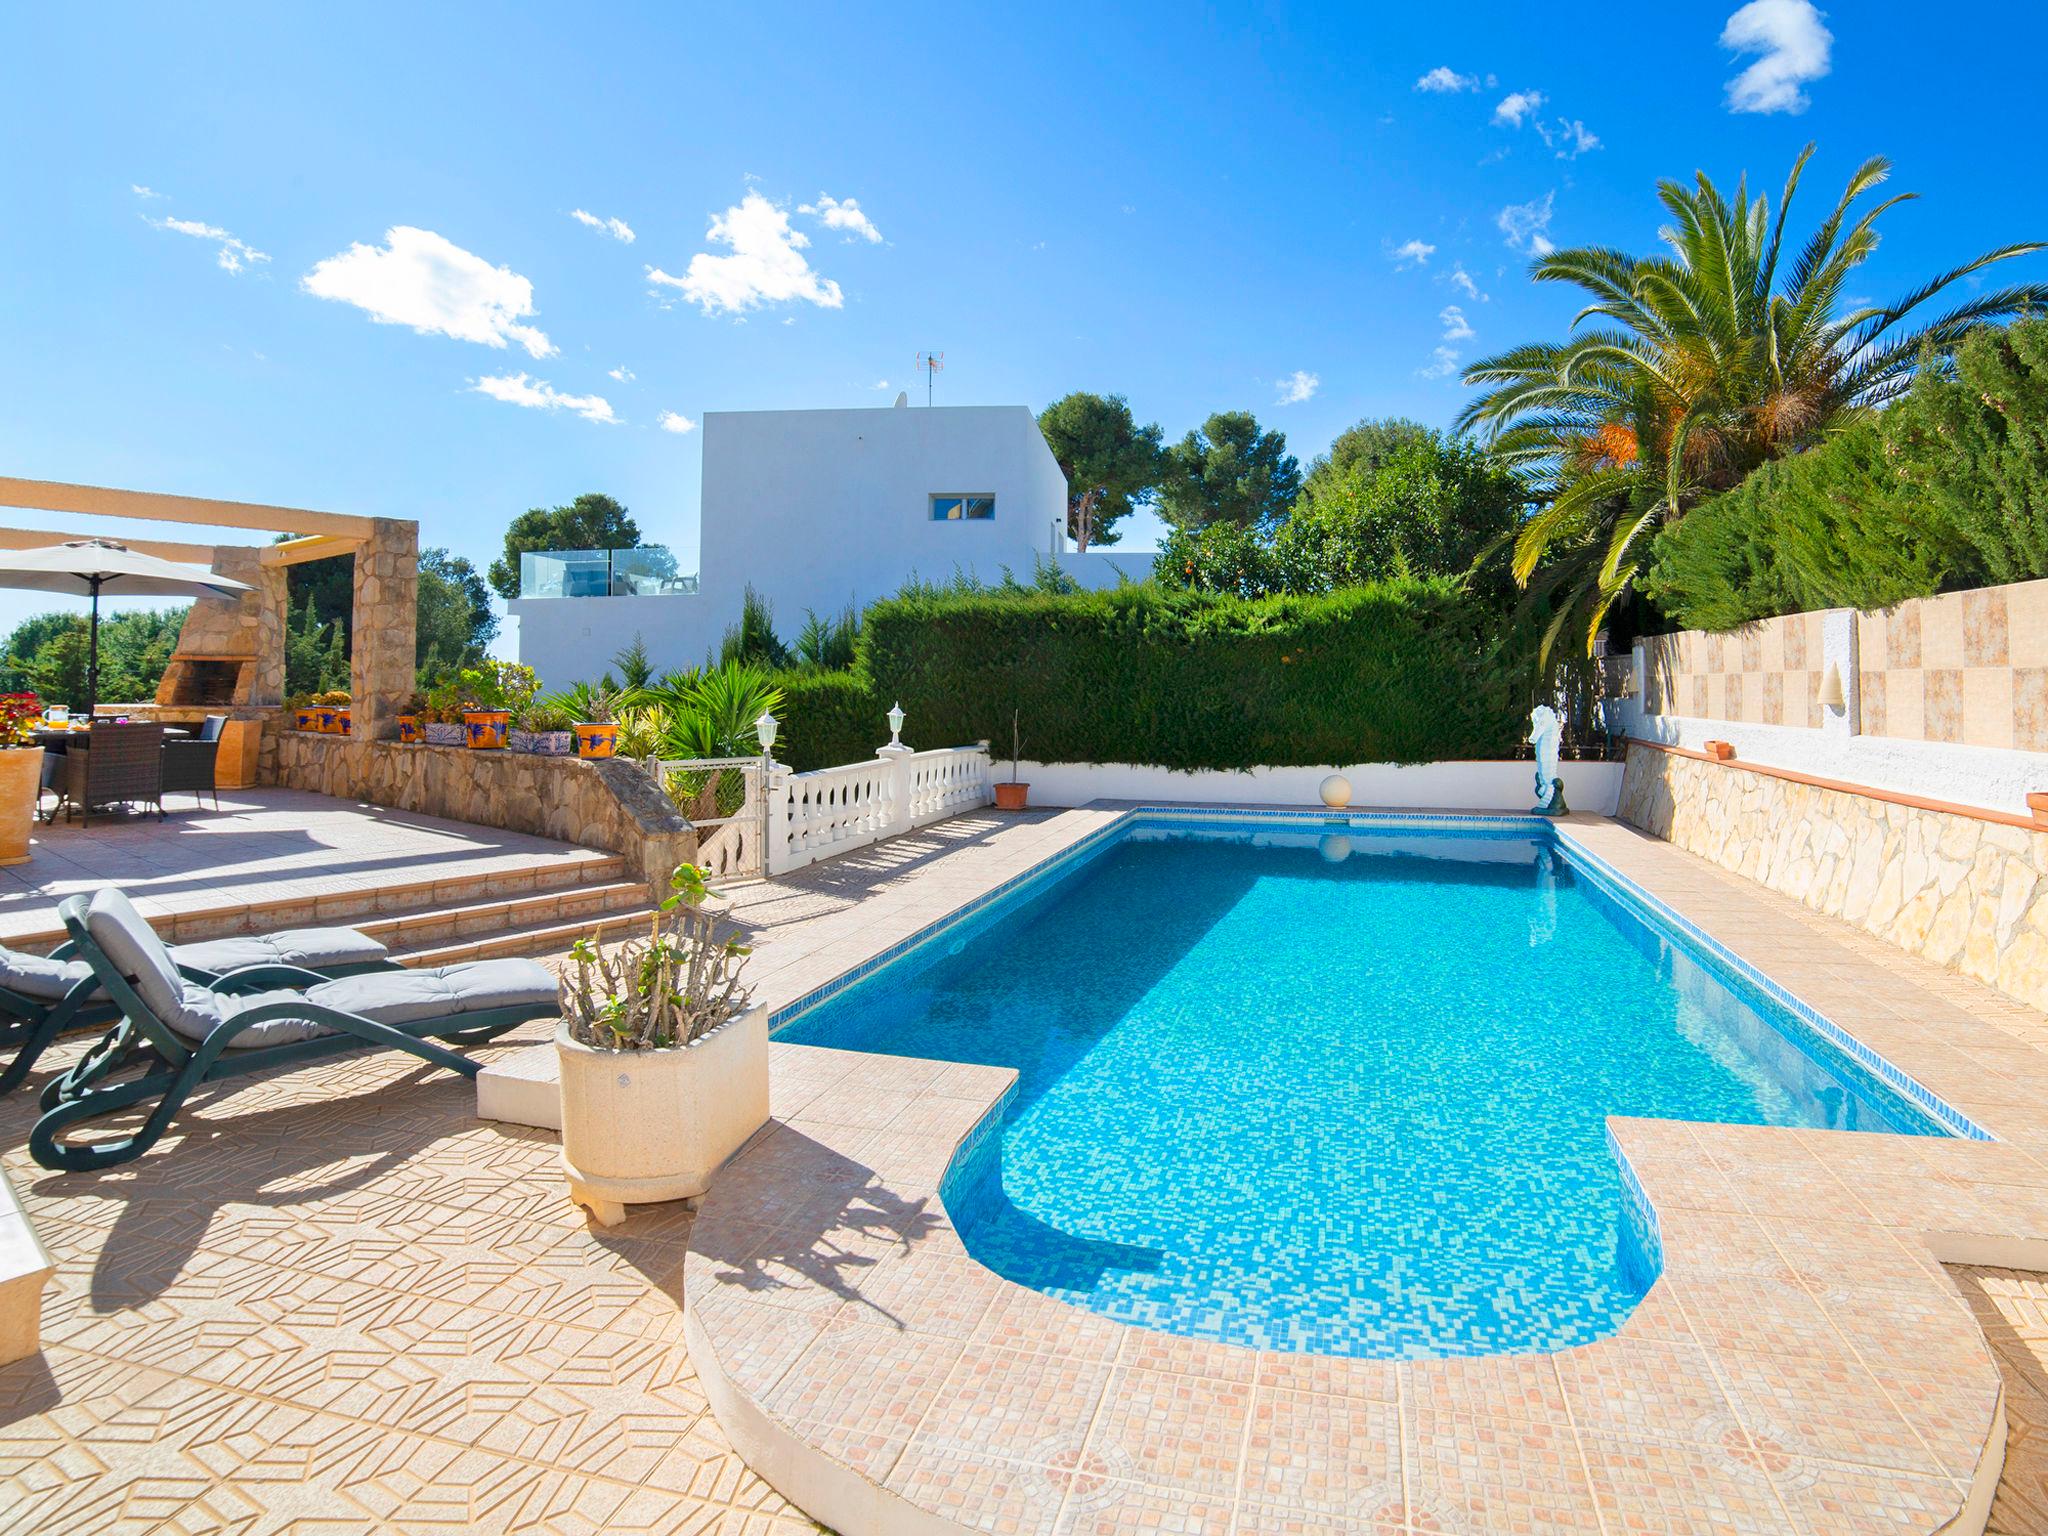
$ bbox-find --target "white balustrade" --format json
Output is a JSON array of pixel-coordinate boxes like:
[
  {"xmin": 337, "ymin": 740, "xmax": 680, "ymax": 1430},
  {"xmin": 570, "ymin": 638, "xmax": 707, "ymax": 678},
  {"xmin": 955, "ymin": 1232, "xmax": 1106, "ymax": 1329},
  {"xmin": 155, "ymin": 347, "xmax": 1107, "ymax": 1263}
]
[{"xmin": 763, "ymin": 723, "xmax": 993, "ymax": 875}]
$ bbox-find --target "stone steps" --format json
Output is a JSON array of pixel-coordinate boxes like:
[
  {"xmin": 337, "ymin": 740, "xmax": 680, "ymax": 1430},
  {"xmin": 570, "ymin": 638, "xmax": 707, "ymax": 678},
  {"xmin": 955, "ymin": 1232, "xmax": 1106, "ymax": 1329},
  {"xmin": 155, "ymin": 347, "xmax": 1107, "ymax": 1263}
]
[
  {"xmin": 6, "ymin": 851, "xmax": 637, "ymax": 956},
  {"xmin": 389, "ymin": 892, "xmax": 658, "ymax": 969}
]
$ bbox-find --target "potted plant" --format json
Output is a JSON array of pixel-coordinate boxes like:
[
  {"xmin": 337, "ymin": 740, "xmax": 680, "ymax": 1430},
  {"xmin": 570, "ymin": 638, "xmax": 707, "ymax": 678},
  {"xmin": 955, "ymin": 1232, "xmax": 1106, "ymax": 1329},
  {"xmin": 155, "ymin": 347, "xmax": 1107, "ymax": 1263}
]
[
  {"xmin": 422, "ymin": 671, "xmax": 467, "ymax": 746},
  {"xmin": 0, "ymin": 693, "xmax": 44, "ymax": 867},
  {"xmin": 313, "ymin": 689, "xmax": 349, "ymax": 734},
  {"xmin": 286, "ymin": 693, "xmax": 318, "ymax": 733},
  {"xmin": 461, "ymin": 661, "xmax": 537, "ymax": 750},
  {"xmin": 509, "ymin": 701, "xmax": 575, "ymax": 756},
  {"xmin": 556, "ymin": 864, "xmax": 768, "ymax": 1226},
  {"xmin": 994, "ymin": 708, "xmax": 1029, "ymax": 810},
  {"xmin": 569, "ymin": 683, "xmax": 622, "ymax": 760},
  {"xmin": 397, "ymin": 690, "xmax": 425, "ymax": 744}
]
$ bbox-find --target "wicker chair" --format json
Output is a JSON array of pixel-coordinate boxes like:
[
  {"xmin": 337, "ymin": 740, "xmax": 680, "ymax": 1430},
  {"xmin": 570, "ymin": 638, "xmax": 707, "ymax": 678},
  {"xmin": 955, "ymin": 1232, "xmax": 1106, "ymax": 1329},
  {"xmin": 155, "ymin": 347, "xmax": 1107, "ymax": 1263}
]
[
  {"xmin": 49, "ymin": 723, "xmax": 165, "ymax": 825},
  {"xmin": 161, "ymin": 726, "xmax": 221, "ymax": 812}
]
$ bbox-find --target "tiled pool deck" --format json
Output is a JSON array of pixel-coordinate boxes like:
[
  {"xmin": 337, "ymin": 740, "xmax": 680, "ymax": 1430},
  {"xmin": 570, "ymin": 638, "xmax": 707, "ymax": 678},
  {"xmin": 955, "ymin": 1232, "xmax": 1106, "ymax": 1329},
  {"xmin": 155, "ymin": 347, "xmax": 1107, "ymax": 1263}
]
[
  {"xmin": 688, "ymin": 808, "xmax": 2048, "ymax": 1535},
  {"xmin": 8, "ymin": 804, "xmax": 2048, "ymax": 1531}
]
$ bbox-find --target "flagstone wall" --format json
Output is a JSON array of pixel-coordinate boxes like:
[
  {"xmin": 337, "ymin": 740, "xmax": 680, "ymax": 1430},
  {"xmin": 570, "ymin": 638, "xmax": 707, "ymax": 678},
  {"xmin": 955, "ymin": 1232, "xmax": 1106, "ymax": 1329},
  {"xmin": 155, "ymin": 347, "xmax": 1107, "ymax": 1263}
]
[
  {"xmin": 274, "ymin": 732, "xmax": 698, "ymax": 892},
  {"xmin": 1617, "ymin": 742, "xmax": 2048, "ymax": 1014}
]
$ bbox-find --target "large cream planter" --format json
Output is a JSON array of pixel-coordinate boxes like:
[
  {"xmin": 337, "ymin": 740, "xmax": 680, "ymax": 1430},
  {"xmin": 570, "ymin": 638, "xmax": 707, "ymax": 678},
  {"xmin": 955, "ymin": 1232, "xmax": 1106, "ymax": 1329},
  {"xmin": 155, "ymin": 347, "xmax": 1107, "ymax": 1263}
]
[
  {"xmin": 0, "ymin": 748, "xmax": 43, "ymax": 867},
  {"xmin": 555, "ymin": 1005, "xmax": 769, "ymax": 1227}
]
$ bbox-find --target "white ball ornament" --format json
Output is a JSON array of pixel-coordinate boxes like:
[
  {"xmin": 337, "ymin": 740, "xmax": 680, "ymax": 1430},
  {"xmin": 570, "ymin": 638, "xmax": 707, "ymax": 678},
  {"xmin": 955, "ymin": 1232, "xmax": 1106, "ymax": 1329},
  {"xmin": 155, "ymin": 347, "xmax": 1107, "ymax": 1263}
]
[{"xmin": 1319, "ymin": 773, "xmax": 1353, "ymax": 809}]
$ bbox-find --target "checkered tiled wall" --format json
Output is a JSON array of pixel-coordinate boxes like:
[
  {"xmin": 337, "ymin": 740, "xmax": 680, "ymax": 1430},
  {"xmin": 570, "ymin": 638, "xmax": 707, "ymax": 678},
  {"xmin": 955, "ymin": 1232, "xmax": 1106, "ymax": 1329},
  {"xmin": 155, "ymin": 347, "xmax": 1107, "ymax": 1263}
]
[
  {"xmin": 1856, "ymin": 579, "xmax": 2048, "ymax": 749},
  {"xmin": 1642, "ymin": 611, "xmax": 1825, "ymax": 728}
]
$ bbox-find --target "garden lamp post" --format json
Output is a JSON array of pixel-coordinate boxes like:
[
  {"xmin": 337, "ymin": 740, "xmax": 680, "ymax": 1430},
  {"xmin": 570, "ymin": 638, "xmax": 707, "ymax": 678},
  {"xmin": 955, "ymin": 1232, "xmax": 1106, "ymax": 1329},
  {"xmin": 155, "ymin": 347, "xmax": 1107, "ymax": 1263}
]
[{"xmin": 887, "ymin": 701, "xmax": 905, "ymax": 749}]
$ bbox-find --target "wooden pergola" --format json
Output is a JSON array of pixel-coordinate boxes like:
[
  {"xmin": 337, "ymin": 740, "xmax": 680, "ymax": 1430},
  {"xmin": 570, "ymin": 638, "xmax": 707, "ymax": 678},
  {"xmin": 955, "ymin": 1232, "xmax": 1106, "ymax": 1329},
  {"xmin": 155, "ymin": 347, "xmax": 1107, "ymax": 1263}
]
[{"xmin": 0, "ymin": 477, "xmax": 418, "ymax": 763}]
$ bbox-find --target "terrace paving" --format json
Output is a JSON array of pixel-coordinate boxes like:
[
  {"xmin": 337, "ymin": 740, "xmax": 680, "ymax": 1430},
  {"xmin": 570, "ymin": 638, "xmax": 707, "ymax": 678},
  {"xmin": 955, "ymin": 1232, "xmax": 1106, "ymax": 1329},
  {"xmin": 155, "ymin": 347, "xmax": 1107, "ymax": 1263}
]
[
  {"xmin": 0, "ymin": 788, "xmax": 618, "ymax": 947},
  {"xmin": 5, "ymin": 804, "xmax": 2048, "ymax": 1532}
]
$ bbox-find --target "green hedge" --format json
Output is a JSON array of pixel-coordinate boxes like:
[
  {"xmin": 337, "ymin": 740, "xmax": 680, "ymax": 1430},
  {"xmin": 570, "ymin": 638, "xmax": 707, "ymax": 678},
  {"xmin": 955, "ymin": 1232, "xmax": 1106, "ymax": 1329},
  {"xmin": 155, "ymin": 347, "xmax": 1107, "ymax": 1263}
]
[
  {"xmin": 775, "ymin": 579, "xmax": 1525, "ymax": 771},
  {"xmin": 1642, "ymin": 419, "xmax": 1959, "ymax": 631}
]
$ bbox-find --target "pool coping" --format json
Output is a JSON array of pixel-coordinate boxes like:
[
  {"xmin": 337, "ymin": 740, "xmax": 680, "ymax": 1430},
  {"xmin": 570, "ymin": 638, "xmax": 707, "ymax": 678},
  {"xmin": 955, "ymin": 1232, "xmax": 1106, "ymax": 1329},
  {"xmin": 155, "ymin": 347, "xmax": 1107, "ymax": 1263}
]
[{"xmin": 689, "ymin": 804, "xmax": 2048, "ymax": 1534}]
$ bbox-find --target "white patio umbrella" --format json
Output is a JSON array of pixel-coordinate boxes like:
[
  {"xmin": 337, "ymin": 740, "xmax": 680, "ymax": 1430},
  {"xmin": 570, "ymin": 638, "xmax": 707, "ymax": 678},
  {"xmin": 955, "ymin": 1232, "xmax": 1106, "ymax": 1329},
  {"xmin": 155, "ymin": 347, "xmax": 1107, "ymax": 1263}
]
[{"xmin": 0, "ymin": 539, "xmax": 251, "ymax": 717}]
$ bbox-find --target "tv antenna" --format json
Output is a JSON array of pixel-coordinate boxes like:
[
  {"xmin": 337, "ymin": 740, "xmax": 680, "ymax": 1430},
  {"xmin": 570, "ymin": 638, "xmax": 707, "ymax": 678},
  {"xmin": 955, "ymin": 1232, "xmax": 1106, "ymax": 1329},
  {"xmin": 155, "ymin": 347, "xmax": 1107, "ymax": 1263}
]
[{"xmin": 914, "ymin": 350, "xmax": 944, "ymax": 405}]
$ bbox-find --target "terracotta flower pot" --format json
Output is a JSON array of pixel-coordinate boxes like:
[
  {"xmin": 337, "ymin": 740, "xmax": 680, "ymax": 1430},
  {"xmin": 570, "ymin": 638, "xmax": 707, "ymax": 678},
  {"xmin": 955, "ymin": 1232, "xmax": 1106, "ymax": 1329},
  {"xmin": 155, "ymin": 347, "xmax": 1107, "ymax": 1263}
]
[
  {"xmin": 556, "ymin": 1006, "xmax": 769, "ymax": 1226},
  {"xmin": 293, "ymin": 708, "xmax": 318, "ymax": 732},
  {"xmin": 464, "ymin": 710, "xmax": 511, "ymax": 749},
  {"xmin": 315, "ymin": 707, "xmax": 339, "ymax": 734},
  {"xmin": 0, "ymin": 748, "xmax": 43, "ymax": 867},
  {"xmin": 397, "ymin": 714, "xmax": 422, "ymax": 744},
  {"xmin": 994, "ymin": 781, "xmax": 1030, "ymax": 811},
  {"xmin": 573, "ymin": 722, "xmax": 618, "ymax": 759},
  {"xmin": 337, "ymin": 709, "xmax": 352, "ymax": 737}
]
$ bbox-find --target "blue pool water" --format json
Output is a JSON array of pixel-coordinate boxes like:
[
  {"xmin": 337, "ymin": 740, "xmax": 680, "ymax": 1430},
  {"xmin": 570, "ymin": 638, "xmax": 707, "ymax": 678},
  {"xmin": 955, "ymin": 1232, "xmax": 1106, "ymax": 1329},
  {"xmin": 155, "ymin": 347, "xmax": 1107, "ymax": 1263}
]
[{"xmin": 779, "ymin": 817, "xmax": 1955, "ymax": 1358}]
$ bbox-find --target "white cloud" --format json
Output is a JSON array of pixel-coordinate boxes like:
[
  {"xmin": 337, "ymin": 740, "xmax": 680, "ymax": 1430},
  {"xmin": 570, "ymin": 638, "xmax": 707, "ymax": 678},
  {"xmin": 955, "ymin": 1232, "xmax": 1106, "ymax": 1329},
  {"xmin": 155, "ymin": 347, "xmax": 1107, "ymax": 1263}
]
[
  {"xmin": 656, "ymin": 410, "xmax": 696, "ymax": 434},
  {"xmin": 798, "ymin": 194, "xmax": 884, "ymax": 244},
  {"xmin": 1388, "ymin": 237, "xmax": 1437, "ymax": 268},
  {"xmin": 1275, "ymin": 370, "xmax": 1320, "ymax": 405},
  {"xmin": 472, "ymin": 372, "xmax": 615, "ymax": 423},
  {"xmin": 130, "ymin": 183, "xmax": 164, "ymax": 199},
  {"xmin": 570, "ymin": 208, "xmax": 636, "ymax": 243},
  {"xmin": 647, "ymin": 192, "xmax": 844, "ymax": 316},
  {"xmin": 873, "ymin": 379, "xmax": 892, "ymax": 390},
  {"xmin": 305, "ymin": 227, "xmax": 554, "ymax": 356},
  {"xmin": 146, "ymin": 214, "xmax": 270, "ymax": 275},
  {"xmin": 1492, "ymin": 90, "xmax": 1546, "ymax": 127},
  {"xmin": 1414, "ymin": 66, "xmax": 1480, "ymax": 93},
  {"xmin": 1498, "ymin": 192, "xmax": 1557, "ymax": 255},
  {"xmin": 608, "ymin": 365, "xmax": 635, "ymax": 382},
  {"xmin": 1537, "ymin": 119, "xmax": 1601, "ymax": 158},
  {"xmin": 1419, "ymin": 347, "xmax": 1462, "ymax": 380},
  {"xmin": 1448, "ymin": 262, "xmax": 1489, "ymax": 302},
  {"xmin": 1721, "ymin": 0, "xmax": 1832, "ymax": 114},
  {"xmin": 1439, "ymin": 306, "xmax": 1476, "ymax": 342}
]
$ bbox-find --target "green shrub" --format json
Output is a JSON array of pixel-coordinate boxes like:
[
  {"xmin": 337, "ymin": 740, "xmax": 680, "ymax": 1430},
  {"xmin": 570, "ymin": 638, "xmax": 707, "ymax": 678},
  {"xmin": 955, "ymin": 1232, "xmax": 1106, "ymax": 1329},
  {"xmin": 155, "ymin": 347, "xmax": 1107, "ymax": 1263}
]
[
  {"xmin": 773, "ymin": 580, "xmax": 1523, "ymax": 772},
  {"xmin": 1889, "ymin": 316, "xmax": 2048, "ymax": 584},
  {"xmin": 1644, "ymin": 419, "xmax": 1958, "ymax": 630},
  {"xmin": 774, "ymin": 667, "xmax": 885, "ymax": 769}
]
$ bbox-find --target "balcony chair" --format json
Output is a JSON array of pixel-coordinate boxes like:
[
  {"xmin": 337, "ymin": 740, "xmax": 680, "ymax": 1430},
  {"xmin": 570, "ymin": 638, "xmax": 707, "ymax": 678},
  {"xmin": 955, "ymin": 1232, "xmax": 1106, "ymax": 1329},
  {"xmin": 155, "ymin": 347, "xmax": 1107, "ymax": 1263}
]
[
  {"xmin": 0, "ymin": 920, "xmax": 396, "ymax": 1095},
  {"xmin": 31, "ymin": 888, "xmax": 558, "ymax": 1171}
]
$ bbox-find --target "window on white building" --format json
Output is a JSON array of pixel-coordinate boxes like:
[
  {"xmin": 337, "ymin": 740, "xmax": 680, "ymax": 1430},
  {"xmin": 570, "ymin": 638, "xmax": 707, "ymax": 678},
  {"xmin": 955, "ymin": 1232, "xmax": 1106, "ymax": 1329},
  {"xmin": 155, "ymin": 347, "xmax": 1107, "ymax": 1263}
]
[{"xmin": 930, "ymin": 494, "xmax": 996, "ymax": 521}]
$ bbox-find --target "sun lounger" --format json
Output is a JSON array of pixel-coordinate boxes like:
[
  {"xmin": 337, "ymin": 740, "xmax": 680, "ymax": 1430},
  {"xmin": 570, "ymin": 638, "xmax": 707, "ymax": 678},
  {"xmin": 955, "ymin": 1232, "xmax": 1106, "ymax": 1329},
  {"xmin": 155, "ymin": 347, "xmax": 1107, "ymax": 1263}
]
[
  {"xmin": 0, "ymin": 923, "xmax": 393, "ymax": 1094},
  {"xmin": 30, "ymin": 888, "xmax": 557, "ymax": 1171}
]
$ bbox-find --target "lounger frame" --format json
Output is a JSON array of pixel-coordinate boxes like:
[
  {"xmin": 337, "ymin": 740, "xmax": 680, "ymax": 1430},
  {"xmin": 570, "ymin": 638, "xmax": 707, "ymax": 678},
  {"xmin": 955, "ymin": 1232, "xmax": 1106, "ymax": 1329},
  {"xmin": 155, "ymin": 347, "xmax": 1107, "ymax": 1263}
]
[{"xmin": 30, "ymin": 896, "xmax": 549, "ymax": 1172}]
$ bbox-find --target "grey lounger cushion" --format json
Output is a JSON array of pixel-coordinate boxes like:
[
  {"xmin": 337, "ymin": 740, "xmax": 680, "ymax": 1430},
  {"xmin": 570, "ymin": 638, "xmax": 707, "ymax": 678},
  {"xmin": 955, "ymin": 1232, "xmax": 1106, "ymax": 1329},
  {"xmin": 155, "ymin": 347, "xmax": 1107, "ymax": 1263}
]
[
  {"xmin": 172, "ymin": 928, "xmax": 389, "ymax": 975},
  {"xmin": 2, "ymin": 925, "xmax": 388, "ymax": 1004},
  {"xmin": 82, "ymin": 889, "xmax": 555, "ymax": 1049},
  {"xmin": 0, "ymin": 947, "xmax": 95, "ymax": 1002}
]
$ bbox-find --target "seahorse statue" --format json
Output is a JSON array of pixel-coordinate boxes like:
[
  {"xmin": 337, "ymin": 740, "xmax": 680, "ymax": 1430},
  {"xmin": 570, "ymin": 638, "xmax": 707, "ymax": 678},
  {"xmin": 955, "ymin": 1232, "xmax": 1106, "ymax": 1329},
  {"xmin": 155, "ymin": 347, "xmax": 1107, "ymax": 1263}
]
[{"xmin": 1529, "ymin": 705, "xmax": 1567, "ymax": 816}]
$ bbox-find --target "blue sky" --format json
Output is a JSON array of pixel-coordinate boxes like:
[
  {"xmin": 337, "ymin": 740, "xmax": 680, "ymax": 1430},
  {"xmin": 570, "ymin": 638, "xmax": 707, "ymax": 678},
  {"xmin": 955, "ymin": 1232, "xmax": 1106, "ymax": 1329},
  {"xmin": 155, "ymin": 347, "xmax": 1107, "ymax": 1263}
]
[{"xmin": 2, "ymin": 1, "xmax": 2041, "ymax": 651}]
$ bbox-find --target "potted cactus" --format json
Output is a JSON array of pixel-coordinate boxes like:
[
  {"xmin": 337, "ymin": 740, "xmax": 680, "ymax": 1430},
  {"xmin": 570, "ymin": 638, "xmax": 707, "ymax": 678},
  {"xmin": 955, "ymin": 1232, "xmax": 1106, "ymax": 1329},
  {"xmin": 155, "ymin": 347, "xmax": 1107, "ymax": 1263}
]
[
  {"xmin": 509, "ymin": 701, "xmax": 575, "ymax": 756},
  {"xmin": 555, "ymin": 864, "xmax": 768, "ymax": 1226},
  {"xmin": 421, "ymin": 671, "xmax": 467, "ymax": 745}
]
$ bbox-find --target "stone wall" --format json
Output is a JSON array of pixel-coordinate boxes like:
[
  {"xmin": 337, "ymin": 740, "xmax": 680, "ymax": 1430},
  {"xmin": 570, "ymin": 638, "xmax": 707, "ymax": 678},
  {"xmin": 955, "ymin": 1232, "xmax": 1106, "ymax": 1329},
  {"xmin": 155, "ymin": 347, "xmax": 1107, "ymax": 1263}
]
[
  {"xmin": 274, "ymin": 732, "xmax": 698, "ymax": 892},
  {"xmin": 1617, "ymin": 742, "xmax": 2048, "ymax": 1013}
]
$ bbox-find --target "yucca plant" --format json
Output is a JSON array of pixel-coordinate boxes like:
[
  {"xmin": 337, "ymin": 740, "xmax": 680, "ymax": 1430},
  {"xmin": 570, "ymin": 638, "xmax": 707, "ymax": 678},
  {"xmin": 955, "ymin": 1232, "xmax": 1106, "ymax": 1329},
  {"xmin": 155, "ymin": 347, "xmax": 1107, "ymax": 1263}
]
[
  {"xmin": 1459, "ymin": 143, "xmax": 2048, "ymax": 657},
  {"xmin": 640, "ymin": 661, "xmax": 784, "ymax": 759}
]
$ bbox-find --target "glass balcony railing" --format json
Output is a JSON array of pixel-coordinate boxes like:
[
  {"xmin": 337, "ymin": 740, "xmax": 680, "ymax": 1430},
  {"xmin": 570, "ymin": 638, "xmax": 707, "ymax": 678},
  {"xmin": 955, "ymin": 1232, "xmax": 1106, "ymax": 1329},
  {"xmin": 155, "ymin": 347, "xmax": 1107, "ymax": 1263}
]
[{"xmin": 517, "ymin": 547, "xmax": 698, "ymax": 598}]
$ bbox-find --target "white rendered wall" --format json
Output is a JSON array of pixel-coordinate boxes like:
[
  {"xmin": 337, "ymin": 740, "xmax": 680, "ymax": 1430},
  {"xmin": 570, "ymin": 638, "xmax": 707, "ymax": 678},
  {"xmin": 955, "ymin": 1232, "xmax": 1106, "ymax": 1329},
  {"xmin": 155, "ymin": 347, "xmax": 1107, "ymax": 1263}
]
[
  {"xmin": 513, "ymin": 404, "xmax": 1070, "ymax": 688},
  {"xmin": 1005, "ymin": 760, "xmax": 1623, "ymax": 816}
]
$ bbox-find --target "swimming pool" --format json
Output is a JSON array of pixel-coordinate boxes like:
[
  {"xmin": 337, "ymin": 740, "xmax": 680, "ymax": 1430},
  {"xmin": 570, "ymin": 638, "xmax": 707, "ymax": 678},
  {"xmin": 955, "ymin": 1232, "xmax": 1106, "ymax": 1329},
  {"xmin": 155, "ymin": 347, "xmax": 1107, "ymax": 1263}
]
[{"xmin": 777, "ymin": 814, "xmax": 1970, "ymax": 1358}]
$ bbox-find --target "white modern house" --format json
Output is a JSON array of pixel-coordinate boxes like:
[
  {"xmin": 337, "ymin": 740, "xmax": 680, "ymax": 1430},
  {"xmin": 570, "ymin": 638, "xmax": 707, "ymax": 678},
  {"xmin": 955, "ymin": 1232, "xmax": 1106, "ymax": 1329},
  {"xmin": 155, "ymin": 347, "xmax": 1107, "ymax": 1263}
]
[{"xmin": 509, "ymin": 401, "xmax": 1150, "ymax": 687}]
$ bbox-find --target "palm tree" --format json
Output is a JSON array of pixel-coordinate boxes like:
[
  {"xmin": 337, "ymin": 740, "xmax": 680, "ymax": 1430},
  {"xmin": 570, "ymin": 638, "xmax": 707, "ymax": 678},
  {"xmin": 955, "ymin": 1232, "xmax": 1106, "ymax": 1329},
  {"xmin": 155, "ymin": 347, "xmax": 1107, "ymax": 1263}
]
[{"xmin": 1458, "ymin": 144, "xmax": 2048, "ymax": 656}]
